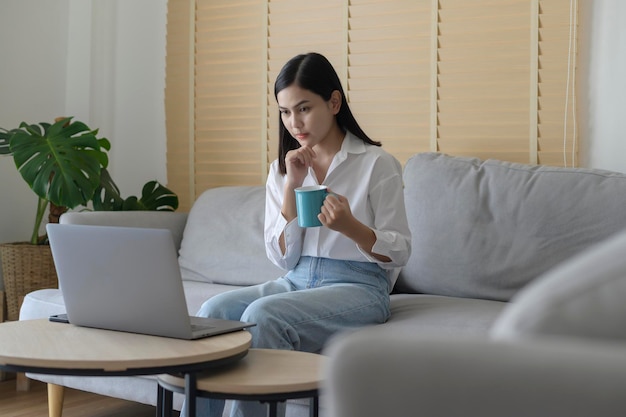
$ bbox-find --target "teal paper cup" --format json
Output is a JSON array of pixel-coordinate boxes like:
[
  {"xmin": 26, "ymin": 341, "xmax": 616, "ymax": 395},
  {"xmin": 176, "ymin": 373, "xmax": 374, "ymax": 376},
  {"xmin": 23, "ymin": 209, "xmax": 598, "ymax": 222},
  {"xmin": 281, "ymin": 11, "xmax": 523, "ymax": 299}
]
[{"xmin": 295, "ymin": 185, "xmax": 328, "ymax": 227}]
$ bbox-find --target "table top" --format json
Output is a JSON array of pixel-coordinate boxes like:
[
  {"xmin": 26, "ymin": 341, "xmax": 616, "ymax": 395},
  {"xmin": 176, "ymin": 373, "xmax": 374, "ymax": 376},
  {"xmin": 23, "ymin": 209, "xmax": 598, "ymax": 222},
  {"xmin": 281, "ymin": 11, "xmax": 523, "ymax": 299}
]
[
  {"xmin": 159, "ymin": 348, "xmax": 327, "ymax": 395},
  {"xmin": 0, "ymin": 319, "xmax": 251, "ymax": 374}
]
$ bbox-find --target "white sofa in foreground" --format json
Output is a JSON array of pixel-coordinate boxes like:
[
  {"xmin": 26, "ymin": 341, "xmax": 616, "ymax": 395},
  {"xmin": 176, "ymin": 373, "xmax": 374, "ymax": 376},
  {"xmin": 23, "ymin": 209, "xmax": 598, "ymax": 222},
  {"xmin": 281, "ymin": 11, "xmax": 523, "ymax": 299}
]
[{"xmin": 20, "ymin": 152, "xmax": 626, "ymax": 416}]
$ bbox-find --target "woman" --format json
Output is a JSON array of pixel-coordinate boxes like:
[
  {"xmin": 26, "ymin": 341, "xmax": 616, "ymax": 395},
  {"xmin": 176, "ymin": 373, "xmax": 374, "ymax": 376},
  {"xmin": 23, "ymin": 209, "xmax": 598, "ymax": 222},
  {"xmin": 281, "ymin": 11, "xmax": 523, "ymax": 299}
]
[{"xmin": 191, "ymin": 52, "xmax": 411, "ymax": 417}]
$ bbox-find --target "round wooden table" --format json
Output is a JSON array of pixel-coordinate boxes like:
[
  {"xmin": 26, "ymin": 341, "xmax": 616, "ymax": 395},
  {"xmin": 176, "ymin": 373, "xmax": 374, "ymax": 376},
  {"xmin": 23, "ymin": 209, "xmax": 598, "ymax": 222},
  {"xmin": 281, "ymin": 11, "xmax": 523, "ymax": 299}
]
[
  {"xmin": 0, "ymin": 319, "xmax": 251, "ymax": 417},
  {"xmin": 159, "ymin": 349, "xmax": 326, "ymax": 417}
]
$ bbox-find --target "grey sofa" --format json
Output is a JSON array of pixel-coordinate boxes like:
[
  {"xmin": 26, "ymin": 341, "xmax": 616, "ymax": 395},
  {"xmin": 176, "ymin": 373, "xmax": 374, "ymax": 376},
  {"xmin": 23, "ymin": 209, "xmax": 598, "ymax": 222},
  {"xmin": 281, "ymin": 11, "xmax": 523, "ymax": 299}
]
[{"xmin": 19, "ymin": 152, "xmax": 626, "ymax": 416}]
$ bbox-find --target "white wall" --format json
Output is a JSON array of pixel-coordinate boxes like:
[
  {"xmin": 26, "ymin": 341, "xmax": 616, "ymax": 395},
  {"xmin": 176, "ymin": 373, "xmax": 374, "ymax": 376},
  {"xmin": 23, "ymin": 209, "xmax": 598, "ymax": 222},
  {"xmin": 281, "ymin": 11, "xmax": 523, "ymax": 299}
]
[
  {"xmin": 579, "ymin": 0, "xmax": 626, "ymax": 173},
  {"xmin": 0, "ymin": 1, "xmax": 72, "ymax": 246},
  {"xmin": 64, "ymin": 0, "xmax": 168, "ymax": 199},
  {"xmin": 0, "ymin": 0, "xmax": 167, "ymax": 289}
]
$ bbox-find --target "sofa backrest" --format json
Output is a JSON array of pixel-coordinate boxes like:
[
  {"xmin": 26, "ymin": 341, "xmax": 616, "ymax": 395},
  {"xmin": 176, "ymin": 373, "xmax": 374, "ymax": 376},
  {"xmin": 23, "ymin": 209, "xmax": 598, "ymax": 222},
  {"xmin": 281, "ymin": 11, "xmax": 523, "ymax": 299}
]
[
  {"xmin": 178, "ymin": 186, "xmax": 285, "ymax": 286},
  {"xmin": 60, "ymin": 211, "xmax": 189, "ymax": 250},
  {"xmin": 396, "ymin": 152, "xmax": 626, "ymax": 301}
]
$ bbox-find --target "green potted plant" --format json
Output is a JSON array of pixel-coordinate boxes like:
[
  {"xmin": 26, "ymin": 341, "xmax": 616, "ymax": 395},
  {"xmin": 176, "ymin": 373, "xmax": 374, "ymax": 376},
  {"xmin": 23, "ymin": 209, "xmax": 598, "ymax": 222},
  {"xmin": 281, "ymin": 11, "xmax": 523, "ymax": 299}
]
[
  {"xmin": 0, "ymin": 117, "xmax": 178, "ymax": 320},
  {"xmin": 0, "ymin": 117, "xmax": 111, "ymax": 244}
]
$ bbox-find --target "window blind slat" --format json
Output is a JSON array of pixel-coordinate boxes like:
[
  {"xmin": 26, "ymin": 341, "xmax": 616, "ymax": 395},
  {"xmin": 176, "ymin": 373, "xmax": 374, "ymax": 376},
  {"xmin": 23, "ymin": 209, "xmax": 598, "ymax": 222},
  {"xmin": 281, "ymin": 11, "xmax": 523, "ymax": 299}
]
[
  {"xmin": 436, "ymin": 0, "xmax": 535, "ymax": 161},
  {"xmin": 193, "ymin": 0, "xmax": 265, "ymax": 195},
  {"xmin": 348, "ymin": 0, "xmax": 429, "ymax": 165}
]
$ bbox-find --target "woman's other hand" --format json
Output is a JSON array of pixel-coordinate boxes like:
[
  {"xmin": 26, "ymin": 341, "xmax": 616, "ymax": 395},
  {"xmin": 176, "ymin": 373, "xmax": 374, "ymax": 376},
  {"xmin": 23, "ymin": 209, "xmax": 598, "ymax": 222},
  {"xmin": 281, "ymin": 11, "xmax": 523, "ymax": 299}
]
[{"xmin": 284, "ymin": 146, "xmax": 316, "ymax": 189}]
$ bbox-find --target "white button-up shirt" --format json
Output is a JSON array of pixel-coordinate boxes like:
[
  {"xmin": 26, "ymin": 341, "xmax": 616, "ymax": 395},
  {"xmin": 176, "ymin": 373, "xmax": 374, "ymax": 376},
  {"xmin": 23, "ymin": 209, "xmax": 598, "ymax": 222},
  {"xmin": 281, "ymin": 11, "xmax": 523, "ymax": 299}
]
[{"xmin": 264, "ymin": 132, "xmax": 411, "ymax": 289}]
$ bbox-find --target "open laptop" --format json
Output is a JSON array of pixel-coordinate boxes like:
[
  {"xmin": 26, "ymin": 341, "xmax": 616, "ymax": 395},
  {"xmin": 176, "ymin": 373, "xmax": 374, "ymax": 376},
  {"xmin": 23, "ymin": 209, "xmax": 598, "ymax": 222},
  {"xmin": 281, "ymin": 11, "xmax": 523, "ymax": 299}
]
[{"xmin": 46, "ymin": 223, "xmax": 255, "ymax": 340}]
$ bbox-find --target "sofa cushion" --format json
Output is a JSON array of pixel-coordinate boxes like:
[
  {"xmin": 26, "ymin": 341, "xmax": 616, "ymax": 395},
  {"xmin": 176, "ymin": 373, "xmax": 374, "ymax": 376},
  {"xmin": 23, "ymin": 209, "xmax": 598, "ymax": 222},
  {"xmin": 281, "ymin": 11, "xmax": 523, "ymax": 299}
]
[
  {"xmin": 19, "ymin": 289, "xmax": 67, "ymax": 320},
  {"xmin": 396, "ymin": 152, "xmax": 626, "ymax": 301},
  {"xmin": 491, "ymin": 229, "xmax": 626, "ymax": 342},
  {"xmin": 178, "ymin": 186, "xmax": 285, "ymax": 286},
  {"xmin": 387, "ymin": 293, "xmax": 506, "ymax": 335}
]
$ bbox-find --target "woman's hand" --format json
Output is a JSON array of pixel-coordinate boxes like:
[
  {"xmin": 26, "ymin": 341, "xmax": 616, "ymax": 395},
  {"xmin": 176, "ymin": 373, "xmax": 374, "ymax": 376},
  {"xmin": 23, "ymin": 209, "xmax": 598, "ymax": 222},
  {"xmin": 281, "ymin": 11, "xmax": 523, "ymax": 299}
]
[
  {"xmin": 319, "ymin": 191, "xmax": 355, "ymax": 233},
  {"xmin": 280, "ymin": 146, "xmax": 317, "ymax": 246},
  {"xmin": 321, "ymin": 190, "xmax": 391, "ymax": 263},
  {"xmin": 284, "ymin": 146, "xmax": 316, "ymax": 189}
]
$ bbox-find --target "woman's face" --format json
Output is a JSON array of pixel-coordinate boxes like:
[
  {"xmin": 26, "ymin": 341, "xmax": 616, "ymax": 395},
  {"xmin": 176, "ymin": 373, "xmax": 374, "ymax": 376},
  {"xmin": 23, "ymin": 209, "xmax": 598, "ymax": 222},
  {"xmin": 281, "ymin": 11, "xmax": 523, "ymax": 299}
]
[{"xmin": 277, "ymin": 84, "xmax": 340, "ymax": 149}]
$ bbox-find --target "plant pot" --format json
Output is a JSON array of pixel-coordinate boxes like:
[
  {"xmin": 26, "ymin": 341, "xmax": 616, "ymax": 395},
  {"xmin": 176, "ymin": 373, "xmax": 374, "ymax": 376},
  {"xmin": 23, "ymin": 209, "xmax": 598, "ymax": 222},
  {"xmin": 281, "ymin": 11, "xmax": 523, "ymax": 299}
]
[{"xmin": 0, "ymin": 242, "xmax": 58, "ymax": 321}]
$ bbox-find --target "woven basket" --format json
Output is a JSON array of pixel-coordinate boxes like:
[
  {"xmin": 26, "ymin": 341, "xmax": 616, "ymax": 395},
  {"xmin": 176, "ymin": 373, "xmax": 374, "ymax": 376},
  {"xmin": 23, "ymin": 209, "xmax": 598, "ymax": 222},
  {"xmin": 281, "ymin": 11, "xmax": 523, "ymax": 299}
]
[{"xmin": 0, "ymin": 242, "xmax": 58, "ymax": 321}]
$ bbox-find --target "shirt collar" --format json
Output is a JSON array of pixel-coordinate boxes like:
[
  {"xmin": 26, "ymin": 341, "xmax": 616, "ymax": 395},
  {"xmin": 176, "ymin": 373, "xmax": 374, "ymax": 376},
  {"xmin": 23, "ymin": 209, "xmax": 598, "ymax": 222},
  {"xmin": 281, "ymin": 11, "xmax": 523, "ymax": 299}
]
[
  {"xmin": 337, "ymin": 131, "xmax": 367, "ymax": 160},
  {"xmin": 309, "ymin": 131, "xmax": 366, "ymax": 183}
]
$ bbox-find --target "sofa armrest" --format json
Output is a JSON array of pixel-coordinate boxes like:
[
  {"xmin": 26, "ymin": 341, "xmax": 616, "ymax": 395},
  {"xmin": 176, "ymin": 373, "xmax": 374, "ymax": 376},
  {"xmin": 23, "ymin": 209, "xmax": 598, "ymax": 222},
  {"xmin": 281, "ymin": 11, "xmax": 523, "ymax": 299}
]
[
  {"xmin": 323, "ymin": 327, "xmax": 626, "ymax": 417},
  {"xmin": 60, "ymin": 211, "xmax": 188, "ymax": 250}
]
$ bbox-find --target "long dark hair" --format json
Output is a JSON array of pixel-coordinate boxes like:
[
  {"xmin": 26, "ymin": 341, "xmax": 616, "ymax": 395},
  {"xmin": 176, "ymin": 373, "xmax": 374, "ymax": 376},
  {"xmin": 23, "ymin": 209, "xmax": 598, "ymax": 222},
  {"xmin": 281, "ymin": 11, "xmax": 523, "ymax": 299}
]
[{"xmin": 274, "ymin": 52, "xmax": 381, "ymax": 175}]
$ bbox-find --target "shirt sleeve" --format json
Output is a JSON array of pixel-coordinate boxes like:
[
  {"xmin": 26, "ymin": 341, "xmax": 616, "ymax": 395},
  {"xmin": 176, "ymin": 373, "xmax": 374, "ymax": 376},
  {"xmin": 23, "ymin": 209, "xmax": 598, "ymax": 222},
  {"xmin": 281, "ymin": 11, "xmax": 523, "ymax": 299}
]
[
  {"xmin": 264, "ymin": 161, "xmax": 305, "ymax": 271},
  {"xmin": 357, "ymin": 154, "xmax": 412, "ymax": 270}
]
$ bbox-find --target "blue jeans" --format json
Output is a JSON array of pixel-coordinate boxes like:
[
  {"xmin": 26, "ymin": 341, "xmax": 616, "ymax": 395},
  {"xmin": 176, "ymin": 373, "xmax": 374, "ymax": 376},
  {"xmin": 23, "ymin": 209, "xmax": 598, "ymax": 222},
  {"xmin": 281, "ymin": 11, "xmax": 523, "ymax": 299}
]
[{"xmin": 183, "ymin": 256, "xmax": 390, "ymax": 417}]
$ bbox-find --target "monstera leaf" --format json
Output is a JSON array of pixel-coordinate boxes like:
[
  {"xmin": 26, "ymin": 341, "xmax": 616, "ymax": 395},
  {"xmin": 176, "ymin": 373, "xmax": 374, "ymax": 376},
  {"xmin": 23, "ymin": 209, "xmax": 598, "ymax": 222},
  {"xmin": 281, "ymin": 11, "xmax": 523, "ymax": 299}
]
[
  {"xmin": 92, "ymin": 167, "xmax": 178, "ymax": 211},
  {"xmin": 0, "ymin": 128, "xmax": 12, "ymax": 155},
  {"xmin": 9, "ymin": 117, "xmax": 110, "ymax": 209},
  {"xmin": 131, "ymin": 180, "xmax": 179, "ymax": 211},
  {"xmin": 2, "ymin": 117, "xmax": 111, "ymax": 243}
]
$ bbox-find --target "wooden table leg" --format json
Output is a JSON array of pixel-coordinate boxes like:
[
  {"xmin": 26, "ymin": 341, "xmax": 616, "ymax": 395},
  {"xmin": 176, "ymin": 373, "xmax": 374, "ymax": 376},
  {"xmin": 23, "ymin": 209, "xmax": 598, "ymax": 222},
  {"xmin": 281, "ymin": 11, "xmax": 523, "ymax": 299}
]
[
  {"xmin": 48, "ymin": 383, "xmax": 65, "ymax": 417},
  {"xmin": 16, "ymin": 372, "xmax": 31, "ymax": 391}
]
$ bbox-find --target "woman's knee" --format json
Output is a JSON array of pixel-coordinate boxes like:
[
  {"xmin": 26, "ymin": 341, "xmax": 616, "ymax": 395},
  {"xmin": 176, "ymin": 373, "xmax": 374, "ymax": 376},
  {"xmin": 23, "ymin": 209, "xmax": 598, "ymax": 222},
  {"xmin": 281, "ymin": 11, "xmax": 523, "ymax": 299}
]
[
  {"xmin": 197, "ymin": 298, "xmax": 223, "ymax": 318},
  {"xmin": 197, "ymin": 293, "xmax": 242, "ymax": 320},
  {"xmin": 240, "ymin": 297, "xmax": 283, "ymax": 325},
  {"xmin": 197, "ymin": 279, "xmax": 291, "ymax": 319},
  {"xmin": 242, "ymin": 298, "xmax": 299, "ymax": 350}
]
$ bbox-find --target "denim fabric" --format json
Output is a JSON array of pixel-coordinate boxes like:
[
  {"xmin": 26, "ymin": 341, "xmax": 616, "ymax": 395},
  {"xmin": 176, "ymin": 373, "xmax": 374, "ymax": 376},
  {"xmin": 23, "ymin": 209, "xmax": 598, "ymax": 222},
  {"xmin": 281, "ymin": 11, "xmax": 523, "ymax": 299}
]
[{"xmin": 183, "ymin": 256, "xmax": 390, "ymax": 417}]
